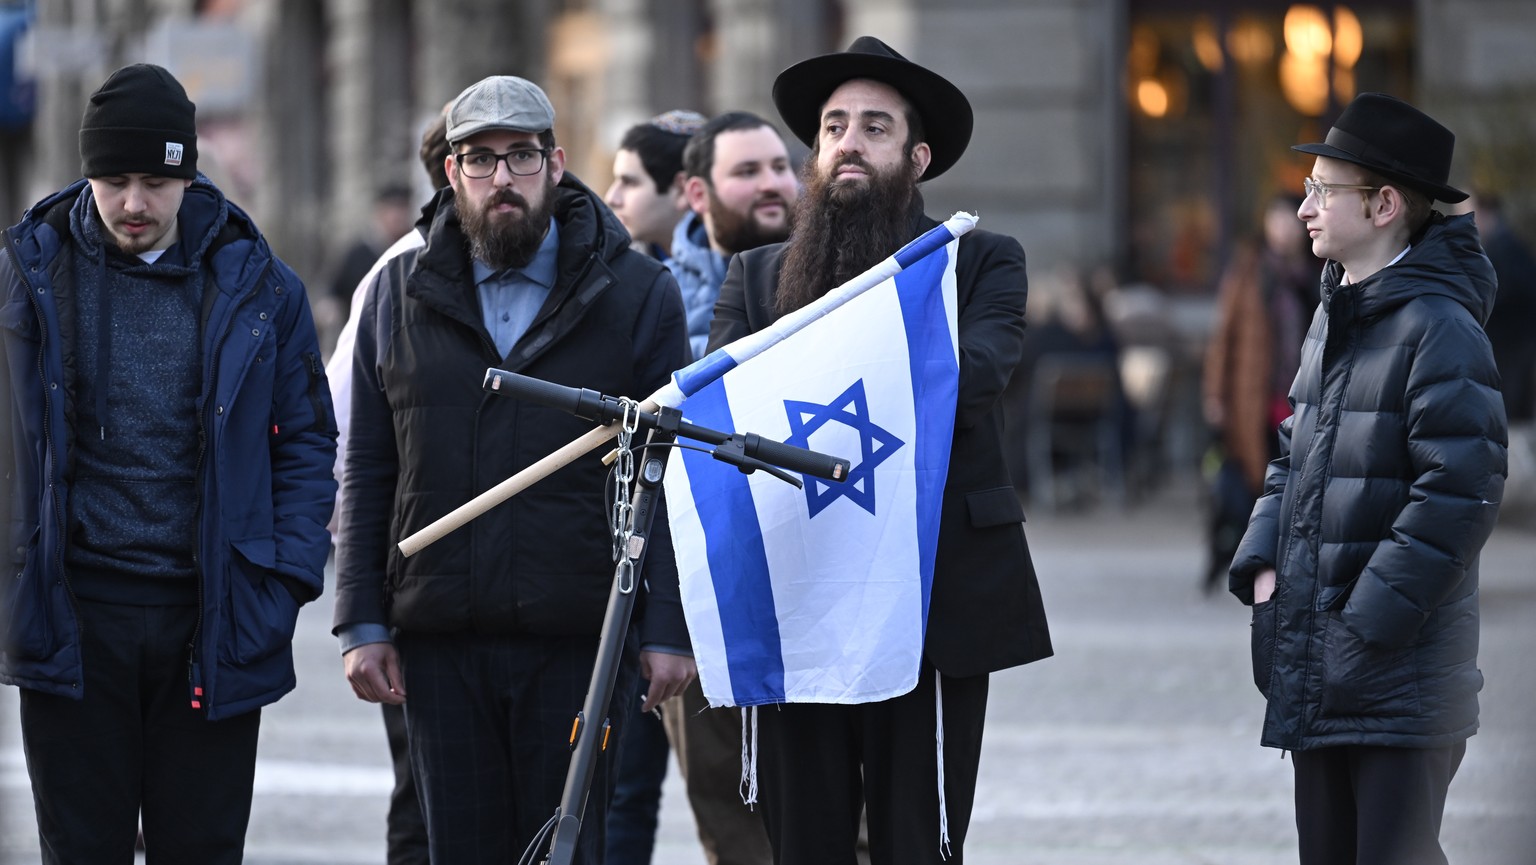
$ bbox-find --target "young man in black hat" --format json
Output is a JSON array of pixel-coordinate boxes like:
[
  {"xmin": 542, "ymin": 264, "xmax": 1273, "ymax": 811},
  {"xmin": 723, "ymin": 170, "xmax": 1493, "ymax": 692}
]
[
  {"xmin": 1230, "ymin": 92, "xmax": 1507, "ymax": 865},
  {"xmin": 707, "ymin": 37, "xmax": 1052, "ymax": 864},
  {"xmin": 332, "ymin": 74, "xmax": 695, "ymax": 864},
  {"xmin": 0, "ymin": 63, "xmax": 338, "ymax": 863}
]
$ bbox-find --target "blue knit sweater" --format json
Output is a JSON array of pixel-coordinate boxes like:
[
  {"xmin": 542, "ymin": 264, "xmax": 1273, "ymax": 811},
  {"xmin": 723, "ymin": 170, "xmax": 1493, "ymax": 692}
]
[{"xmin": 63, "ymin": 187, "xmax": 219, "ymax": 603}]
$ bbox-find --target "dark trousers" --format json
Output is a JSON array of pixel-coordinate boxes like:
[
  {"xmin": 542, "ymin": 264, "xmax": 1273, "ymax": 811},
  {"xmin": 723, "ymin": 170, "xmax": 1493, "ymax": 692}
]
[
  {"xmin": 605, "ymin": 682, "xmax": 670, "ymax": 865},
  {"xmin": 19, "ymin": 599, "xmax": 262, "ymax": 865},
  {"xmin": 398, "ymin": 630, "xmax": 637, "ymax": 865},
  {"xmin": 381, "ymin": 701, "xmax": 430, "ymax": 865},
  {"xmin": 662, "ymin": 678, "xmax": 773, "ymax": 865},
  {"xmin": 1292, "ymin": 742, "xmax": 1467, "ymax": 865},
  {"xmin": 755, "ymin": 663, "xmax": 989, "ymax": 865}
]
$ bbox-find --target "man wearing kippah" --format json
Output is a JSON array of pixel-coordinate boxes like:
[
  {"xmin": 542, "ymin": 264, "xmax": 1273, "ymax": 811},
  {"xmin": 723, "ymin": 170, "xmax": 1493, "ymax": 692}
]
[
  {"xmin": 0, "ymin": 63, "xmax": 338, "ymax": 863},
  {"xmin": 332, "ymin": 75, "xmax": 695, "ymax": 863},
  {"xmin": 1231, "ymin": 93, "xmax": 1507, "ymax": 864},
  {"xmin": 605, "ymin": 109, "xmax": 706, "ymax": 262},
  {"xmin": 601, "ymin": 109, "xmax": 708, "ymax": 865}
]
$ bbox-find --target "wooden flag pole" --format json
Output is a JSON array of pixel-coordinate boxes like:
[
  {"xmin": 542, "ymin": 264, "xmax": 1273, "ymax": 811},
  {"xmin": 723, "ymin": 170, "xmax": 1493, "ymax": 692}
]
[{"xmin": 396, "ymin": 398, "xmax": 660, "ymax": 557}]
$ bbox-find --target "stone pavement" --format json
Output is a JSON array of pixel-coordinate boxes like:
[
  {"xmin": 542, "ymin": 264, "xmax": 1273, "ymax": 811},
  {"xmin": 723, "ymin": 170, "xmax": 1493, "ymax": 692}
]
[{"xmin": 2, "ymin": 481, "xmax": 1533, "ymax": 863}]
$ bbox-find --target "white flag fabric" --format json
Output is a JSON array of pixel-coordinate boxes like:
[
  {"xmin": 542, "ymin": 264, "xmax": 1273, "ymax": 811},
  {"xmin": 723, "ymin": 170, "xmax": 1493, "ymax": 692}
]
[{"xmin": 660, "ymin": 216, "xmax": 971, "ymax": 707}]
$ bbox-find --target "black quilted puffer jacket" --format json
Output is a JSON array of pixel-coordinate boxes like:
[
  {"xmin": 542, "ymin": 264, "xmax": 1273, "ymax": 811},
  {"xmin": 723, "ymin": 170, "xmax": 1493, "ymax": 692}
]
[{"xmin": 1231, "ymin": 211, "xmax": 1507, "ymax": 751}]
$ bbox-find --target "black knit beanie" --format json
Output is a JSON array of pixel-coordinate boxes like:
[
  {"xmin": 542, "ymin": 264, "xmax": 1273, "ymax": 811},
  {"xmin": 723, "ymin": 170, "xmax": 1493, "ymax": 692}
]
[{"xmin": 79, "ymin": 63, "xmax": 198, "ymax": 179}]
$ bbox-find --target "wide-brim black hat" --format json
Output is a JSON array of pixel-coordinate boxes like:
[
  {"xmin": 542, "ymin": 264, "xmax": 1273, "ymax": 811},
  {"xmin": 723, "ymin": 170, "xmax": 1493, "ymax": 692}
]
[
  {"xmin": 772, "ymin": 36, "xmax": 972, "ymax": 181},
  {"xmin": 1293, "ymin": 92, "xmax": 1467, "ymax": 203}
]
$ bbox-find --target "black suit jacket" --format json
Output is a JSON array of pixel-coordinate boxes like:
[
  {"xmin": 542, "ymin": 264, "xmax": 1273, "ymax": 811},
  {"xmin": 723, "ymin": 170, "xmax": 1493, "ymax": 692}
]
[{"xmin": 708, "ymin": 216, "xmax": 1053, "ymax": 676}]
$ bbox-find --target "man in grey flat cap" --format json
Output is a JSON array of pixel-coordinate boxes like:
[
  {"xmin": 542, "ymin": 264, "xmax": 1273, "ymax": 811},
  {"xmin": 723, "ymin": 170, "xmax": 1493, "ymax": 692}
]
[{"xmin": 332, "ymin": 74, "xmax": 695, "ymax": 864}]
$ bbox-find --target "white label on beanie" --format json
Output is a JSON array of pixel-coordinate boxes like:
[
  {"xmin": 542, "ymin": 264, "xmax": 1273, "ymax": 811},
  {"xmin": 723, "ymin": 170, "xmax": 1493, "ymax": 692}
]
[{"xmin": 165, "ymin": 142, "xmax": 183, "ymax": 166}]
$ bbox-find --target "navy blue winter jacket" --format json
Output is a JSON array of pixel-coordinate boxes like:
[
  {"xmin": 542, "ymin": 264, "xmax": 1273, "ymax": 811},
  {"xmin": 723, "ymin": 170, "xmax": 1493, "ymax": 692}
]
[
  {"xmin": 0, "ymin": 177, "xmax": 338, "ymax": 720},
  {"xmin": 1231, "ymin": 212, "xmax": 1507, "ymax": 750}
]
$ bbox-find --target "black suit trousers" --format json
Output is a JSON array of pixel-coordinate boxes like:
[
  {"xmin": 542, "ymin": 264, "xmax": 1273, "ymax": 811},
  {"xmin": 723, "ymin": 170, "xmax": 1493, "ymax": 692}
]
[
  {"xmin": 398, "ymin": 630, "xmax": 638, "ymax": 865},
  {"xmin": 755, "ymin": 661, "xmax": 989, "ymax": 865},
  {"xmin": 19, "ymin": 598, "xmax": 261, "ymax": 865},
  {"xmin": 1292, "ymin": 742, "xmax": 1466, "ymax": 865}
]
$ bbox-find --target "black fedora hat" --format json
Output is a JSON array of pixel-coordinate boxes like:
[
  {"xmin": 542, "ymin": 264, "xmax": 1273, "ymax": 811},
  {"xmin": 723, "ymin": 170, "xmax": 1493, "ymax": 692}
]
[
  {"xmin": 1293, "ymin": 92, "xmax": 1467, "ymax": 203},
  {"xmin": 772, "ymin": 36, "xmax": 972, "ymax": 181}
]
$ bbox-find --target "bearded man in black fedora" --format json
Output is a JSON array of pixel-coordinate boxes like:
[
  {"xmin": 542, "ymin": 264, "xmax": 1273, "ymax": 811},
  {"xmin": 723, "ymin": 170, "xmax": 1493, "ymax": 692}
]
[
  {"xmin": 706, "ymin": 36, "xmax": 1052, "ymax": 864},
  {"xmin": 1230, "ymin": 92, "xmax": 1506, "ymax": 865}
]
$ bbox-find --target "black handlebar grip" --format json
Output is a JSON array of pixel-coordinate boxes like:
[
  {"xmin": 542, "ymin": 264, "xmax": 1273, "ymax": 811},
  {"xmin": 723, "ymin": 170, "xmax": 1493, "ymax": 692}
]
[
  {"xmin": 742, "ymin": 433, "xmax": 850, "ymax": 483},
  {"xmin": 484, "ymin": 368, "xmax": 590, "ymax": 415}
]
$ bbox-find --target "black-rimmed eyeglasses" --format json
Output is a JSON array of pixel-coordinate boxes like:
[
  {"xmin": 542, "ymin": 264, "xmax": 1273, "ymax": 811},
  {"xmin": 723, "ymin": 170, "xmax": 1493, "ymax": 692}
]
[{"xmin": 455, "ymin": 148, "xmax": 551, "ymax": 179}]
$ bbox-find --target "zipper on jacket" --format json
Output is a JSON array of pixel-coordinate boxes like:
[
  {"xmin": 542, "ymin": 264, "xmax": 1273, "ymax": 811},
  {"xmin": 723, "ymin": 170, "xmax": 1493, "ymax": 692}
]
[
  {"xmin": 1280, "ymin": 303, "xmax": 1358, "ymax": 750},
  {"xmin": 302, "ymin": 352, "xmax": 327, "ymax": 434},
  {"xmin": 4, "ymin": 237, "xmax": 85, "ymax": 672},
  {"xmin": 187, "ymin": 259, "xmax": 272, "ymax": 711}
]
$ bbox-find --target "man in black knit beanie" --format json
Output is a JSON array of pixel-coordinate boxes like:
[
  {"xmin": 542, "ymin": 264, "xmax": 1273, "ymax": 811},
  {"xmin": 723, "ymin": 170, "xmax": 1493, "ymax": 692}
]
[{"xmin": 0, "ymin": 63, "xmax": 337, "ymax": 864}]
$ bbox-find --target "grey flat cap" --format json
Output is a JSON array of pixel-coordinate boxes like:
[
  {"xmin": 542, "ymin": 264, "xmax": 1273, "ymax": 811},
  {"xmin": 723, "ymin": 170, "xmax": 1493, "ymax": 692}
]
[{"xmin": 446, "ymin": 76, "xmax": 556, "ymax": 144}]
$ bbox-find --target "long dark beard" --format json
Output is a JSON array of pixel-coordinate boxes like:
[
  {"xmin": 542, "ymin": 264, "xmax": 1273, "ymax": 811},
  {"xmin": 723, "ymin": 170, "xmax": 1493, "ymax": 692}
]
[
  {"xmin": 774, "ymin": 154, "xmax": 921, "ymax": 317},
  {"xmin": 455, "ymin": 174, "xmax": 556, "ymax": 270}
]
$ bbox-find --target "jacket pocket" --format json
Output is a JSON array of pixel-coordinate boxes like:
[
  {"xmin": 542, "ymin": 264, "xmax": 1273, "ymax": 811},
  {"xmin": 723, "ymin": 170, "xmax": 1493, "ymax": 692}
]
[
  {"xmin": 1319, "ymin": 611, "xmax": 1420, "ymax": 717},
  {"xmin": 1250, "ymin": 599, "xmax": 1276, "ymax": 698},
  {"xmin": 0, "ymin": 291, "xmax": 40, "ymax": 339},
  {"xmin": 222, "ymin": 536, "xmax": 300, "ymax": 665},
  {"xmin": 966, "ymin": 486, "xmax": 1025, "ymax": 527},
  {"xmin": 2, "ymin": 525, "xmax": 55, "ymax": 661}
]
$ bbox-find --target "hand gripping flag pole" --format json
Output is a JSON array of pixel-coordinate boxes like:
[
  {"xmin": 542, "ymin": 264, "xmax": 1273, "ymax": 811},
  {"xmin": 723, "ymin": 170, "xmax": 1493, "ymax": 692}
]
[{"xmin": 396, "ymin": 212, "xmax": 976, "ymax": 559}]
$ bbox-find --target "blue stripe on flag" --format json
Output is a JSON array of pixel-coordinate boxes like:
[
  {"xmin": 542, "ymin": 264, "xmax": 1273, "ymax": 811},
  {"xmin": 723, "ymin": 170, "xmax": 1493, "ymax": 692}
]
[
  {"xmin": 893, "ymin": 244, "xmax": 959, "ymax": 632},
  {"xmin": 893, "ymin": 223, "xmax": 958, "ymax": 269},
  {"xmin": 677, "ymin": 379, "xmax": 786, "ymax": 705},
  {"xmin": 673, "ymin": 348, "xmax": 739, "ymax": 398}
]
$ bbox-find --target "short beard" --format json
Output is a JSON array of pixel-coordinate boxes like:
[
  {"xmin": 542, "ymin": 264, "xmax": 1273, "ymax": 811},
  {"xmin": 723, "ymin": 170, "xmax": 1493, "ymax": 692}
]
[
  {"xmin": 106, "ymin": 219, "xmax": 169, "ymax": 255},
  {"xmin": 454, "ymin": 173, "xmax": 556, "ymax": 270},
  {"xmin": 708, "ymin": 187, "xmax": 793, "ymax": 255},
  {"xmin": 774, "ymin": 153, "xmax": 921, "ymax": 317}
]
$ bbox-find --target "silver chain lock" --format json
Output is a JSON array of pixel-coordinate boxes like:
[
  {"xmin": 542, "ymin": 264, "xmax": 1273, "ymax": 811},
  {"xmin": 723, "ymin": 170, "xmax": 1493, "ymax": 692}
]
[{"xmin": 610, "ymin": 399, "xmax": 641, "ymax": 594}]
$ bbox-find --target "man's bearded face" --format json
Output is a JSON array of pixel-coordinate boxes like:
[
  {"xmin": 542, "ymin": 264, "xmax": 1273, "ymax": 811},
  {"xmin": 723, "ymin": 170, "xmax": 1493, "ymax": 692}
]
[
  {"xmin": 772, "ymin": 145, "xmax": 922, "ymax": 316},
  {"xmin": 455, "ymin": 172, "xmax": 556, "ymax": 271},
  {"xmin": 706, "ymin": 182, "xmax": 794, "ymax": 254},
  {"xmin": 450, "ymin": 130, "xmax": 562, "ymax": 270}
]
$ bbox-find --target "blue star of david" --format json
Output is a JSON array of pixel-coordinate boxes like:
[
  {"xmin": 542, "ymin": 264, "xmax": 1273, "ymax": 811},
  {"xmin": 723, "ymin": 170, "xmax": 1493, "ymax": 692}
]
[{"xmin": 782, "ymin": 379, "xmax": 904, "ymax": 518}]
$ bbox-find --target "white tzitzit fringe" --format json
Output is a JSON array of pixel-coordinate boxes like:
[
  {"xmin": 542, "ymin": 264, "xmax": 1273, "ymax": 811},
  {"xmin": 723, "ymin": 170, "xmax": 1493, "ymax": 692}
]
[
  {"xmin": 936, "ymin": 674, "xmax": 952, "ymax": 859},
  {"xmin": 739, "ymin": 706, "xmax": 759, "ymax": 808}
]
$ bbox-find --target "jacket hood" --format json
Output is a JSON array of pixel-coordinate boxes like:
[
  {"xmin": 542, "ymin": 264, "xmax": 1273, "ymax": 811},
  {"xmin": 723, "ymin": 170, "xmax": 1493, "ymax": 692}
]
[
  {"xmin": 67, "ymin": 175, "xmax": 230, "ymax": 274},
  {"xmin": 667, "ymin": 211, "xmax": 729, "ymax": 359},
  {"xmin": 11, "ymin": 174, "xmax": 270, "ymax": 280},
  {"xmin": 1325, "ymin": 211, "xmax": 1497, "ymax": 326},
  {"xmin": 668, "ymin": 211, "xmax": 721, "ymax": 281}
]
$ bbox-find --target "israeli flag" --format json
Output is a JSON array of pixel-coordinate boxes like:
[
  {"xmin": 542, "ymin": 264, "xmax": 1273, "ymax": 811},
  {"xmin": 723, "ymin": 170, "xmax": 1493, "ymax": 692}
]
[{"xmin": 658, "ymin": 215, "xmax": 970, "ymax": 707}]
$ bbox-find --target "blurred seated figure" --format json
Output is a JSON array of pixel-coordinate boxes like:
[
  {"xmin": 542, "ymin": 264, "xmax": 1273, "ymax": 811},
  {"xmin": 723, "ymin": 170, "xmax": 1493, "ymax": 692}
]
[
  {"xmin": 1095, "ymin": 269, "xmax": 1176, "ymax": 497},
  {"xmin": 1006, "ymin": 265, "xmax": 1130, "ymax": 510}
]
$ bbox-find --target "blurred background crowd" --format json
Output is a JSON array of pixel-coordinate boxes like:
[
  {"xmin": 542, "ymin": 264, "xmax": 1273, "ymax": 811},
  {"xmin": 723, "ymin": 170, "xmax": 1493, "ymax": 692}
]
[{"xmin": 2, "ymin": 0, "xmax": 1534, "ymax": 546}]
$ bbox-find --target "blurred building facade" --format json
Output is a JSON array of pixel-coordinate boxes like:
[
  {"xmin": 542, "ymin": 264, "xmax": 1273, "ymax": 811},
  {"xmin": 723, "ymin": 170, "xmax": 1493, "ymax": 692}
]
[{"xmin": 3, "ymin": 0, "xmax": 1534, "ymax": 305}]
